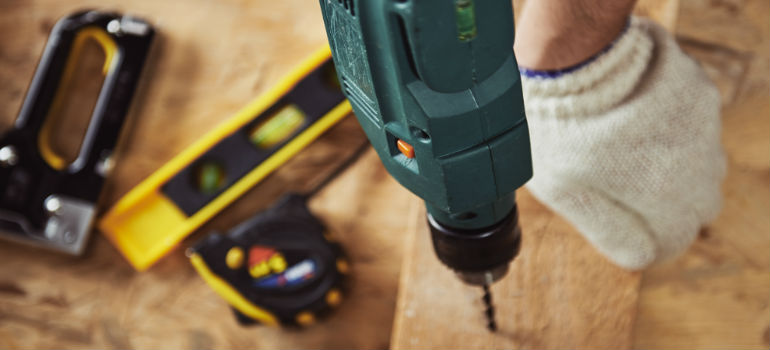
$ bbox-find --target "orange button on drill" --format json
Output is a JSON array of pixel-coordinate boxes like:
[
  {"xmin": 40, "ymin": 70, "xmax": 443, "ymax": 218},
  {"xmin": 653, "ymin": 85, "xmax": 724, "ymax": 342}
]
[{"xmin": 396, "ymin": 139, "xmax": 415, "ymax": 158}]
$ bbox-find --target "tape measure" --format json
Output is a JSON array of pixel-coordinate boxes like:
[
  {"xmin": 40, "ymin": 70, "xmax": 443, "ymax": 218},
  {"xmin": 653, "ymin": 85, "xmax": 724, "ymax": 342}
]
[
  {"xmin": 188, "ymin": 141, "xmax": 368, "ymax": 327},
  {"xmin": 98, "ymin": 47, "xmax": 351, "ymax": 270},
  {"xmin": 189, "ymin": 194, "xmax": 348, "ymax": 327}
]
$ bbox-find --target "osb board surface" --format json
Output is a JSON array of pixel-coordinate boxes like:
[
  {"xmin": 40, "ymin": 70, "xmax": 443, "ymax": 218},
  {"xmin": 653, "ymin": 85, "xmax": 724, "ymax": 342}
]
[
  {"xmin": 0, "ymin": 0, "xmax": 767, "ymax": 348},
  {"xmin": 0, "ymin": 1, "xmax": 411, "ymax": 348}
]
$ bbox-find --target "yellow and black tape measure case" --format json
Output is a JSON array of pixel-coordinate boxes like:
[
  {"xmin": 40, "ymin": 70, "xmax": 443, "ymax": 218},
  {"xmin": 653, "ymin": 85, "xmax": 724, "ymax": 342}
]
[{"xmin": 189, "ymin": 194, "xmax": 349, "ymax": 327}]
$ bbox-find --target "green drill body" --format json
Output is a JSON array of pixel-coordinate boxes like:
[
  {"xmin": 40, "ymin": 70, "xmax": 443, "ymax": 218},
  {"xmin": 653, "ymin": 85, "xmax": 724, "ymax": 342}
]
[{"xmin": 319, "ymin": 0, "xmax": 531, "ymax": 286}]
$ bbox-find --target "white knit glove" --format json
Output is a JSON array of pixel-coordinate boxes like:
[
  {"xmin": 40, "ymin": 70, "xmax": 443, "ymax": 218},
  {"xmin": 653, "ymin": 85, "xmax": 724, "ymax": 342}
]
[{"xmin": 522, "ymin": 17, "xmax": 726, "ymax": 269}]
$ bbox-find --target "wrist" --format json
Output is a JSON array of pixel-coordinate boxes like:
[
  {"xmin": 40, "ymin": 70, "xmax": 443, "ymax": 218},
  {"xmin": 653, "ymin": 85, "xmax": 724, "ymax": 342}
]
[
  {"xmin": 514, "ymin": 0, "xmax": 635, "ymax": 71},
  {"xmin": 518, "ymin": 19, "xmax": 630, "ymax": 79},
  {"xmin": 518, "ymin": 17, "xmax": 656, "ymax": 118}
]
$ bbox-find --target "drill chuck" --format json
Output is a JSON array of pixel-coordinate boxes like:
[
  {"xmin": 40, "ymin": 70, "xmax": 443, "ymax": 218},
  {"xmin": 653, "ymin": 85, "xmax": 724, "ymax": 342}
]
[{"xmin": 428, "ymin": 204, "xmax": 521, "ymax": 286}]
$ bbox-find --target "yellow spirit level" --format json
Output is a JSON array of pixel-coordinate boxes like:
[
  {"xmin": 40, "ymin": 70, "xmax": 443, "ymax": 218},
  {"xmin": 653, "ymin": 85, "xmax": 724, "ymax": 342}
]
[{"xmin": 99, "ymin": 47, "xmax": 351, "ymax": 270}]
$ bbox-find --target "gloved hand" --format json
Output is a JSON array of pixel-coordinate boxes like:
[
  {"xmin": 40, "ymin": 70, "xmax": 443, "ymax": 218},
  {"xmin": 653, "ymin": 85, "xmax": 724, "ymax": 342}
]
[{"xmin": 521, "ymin": 17, "xmax": 726, "ymax": 269}]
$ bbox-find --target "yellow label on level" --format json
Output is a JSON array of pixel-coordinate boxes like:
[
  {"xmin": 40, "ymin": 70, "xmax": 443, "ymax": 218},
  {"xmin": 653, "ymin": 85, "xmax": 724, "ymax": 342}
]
[{"xmin": 249, "ymin": 104, "xmax": 306, "ymax": 149}]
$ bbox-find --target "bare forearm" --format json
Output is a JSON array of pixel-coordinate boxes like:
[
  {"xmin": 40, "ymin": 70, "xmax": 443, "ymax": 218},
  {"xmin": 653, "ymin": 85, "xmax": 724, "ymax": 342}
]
[{"xmin": 514, "ymin": 0, "xmax": 637, "ymax": 70}]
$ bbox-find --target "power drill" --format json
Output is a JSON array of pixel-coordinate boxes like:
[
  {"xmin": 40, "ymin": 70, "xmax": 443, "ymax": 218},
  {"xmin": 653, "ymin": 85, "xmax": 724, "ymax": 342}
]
[{"xmin": 318, "ymin": 0, "xmax": 532, "ymax": 330}]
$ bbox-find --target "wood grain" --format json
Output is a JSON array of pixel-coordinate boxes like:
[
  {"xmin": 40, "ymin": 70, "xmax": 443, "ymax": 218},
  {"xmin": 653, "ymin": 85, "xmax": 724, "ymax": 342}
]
[{"xmin": 391, "ymin": 189, "xmax": 642, "ymax": 349}]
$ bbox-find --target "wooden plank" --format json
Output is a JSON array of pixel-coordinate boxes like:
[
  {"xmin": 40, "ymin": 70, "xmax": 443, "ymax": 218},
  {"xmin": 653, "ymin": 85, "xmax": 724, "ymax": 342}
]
[{"xmin": 391, "ymin": 189, "xmax": 642, "ymax": 349}]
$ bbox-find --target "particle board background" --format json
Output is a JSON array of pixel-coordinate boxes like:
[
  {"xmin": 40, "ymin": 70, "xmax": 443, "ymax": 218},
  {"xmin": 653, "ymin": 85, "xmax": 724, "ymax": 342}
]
[
  {"xmin": 0, "ymin": 0, "xmax": 767, "ymax": 349},
  {"xmin": 0, "ymin": 1, "xmax": 407, "ymax": 348}
]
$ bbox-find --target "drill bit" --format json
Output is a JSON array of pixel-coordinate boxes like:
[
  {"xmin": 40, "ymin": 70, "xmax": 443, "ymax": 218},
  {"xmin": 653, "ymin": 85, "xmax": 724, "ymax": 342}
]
[{"xmin": 482, "ymin": 284, "xmax": 497, "ymax": 332}]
